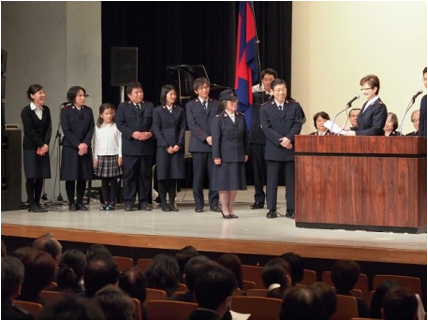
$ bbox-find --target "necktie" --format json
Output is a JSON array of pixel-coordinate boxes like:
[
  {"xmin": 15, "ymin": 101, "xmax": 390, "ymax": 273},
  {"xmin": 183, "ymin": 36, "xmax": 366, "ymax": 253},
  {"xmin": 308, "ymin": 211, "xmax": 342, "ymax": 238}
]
[
  {"xmin": 278, "ymin": 105, "xmax": 283, "ymax": 111},
  {"xmin": 135, "ymin": 104, "xmax": 141, "ymax": 110},
  {"xmin": 202, "ymin": 100, "xmax": 207, "ymax": 110}
]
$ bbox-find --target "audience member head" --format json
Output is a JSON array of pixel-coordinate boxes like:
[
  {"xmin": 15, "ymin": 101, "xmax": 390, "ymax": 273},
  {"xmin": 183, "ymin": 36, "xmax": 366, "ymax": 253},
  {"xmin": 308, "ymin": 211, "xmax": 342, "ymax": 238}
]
[
  {"xmin": 12, "ymin": 246, "xmax": 33, "ymax": 260},
  {"xmin": 312, "ymin": 111, "xmax": 330, "ymax": 131},
  {"xmin": 175, "ymin": 245, "xmax": 199, "ymax": 282},
  {"xmin": 145, "ymin": 253, "xmax": 181, "ymax": 296},
  {"xmin": 384, "ymin": 112, "xmax": 399, "ymax": 134},
  {"xmin": 370, "ymin": 279, "xmax": 400, "ymax": 319},
  {"xmin": 57, "ymin": 249, "xmax": 87, "ymax": 292},
  {"xmin": 280, "ymin": 287, "xmax": 323, "ymax": 320},
  {"xmin": 183, "ymin": 255, "xmax": 212, "ymax": 292},
  {"xmin": 1, "ymin": 239, "xmax": 6, "ymax": 257},
  {"xmin": 86, "ymin": 244, "xmax": 112, "ymax": 263},
  {"xmin": 217, "ymin": 253, "xmax": 244, "ymax": 290},
  {"xmin": 119, "ymin": 266, "xmax": 147, "ymax": 304},
  {"xmin": 331, "ymin": 259, "xmax": 360, "ymax": 292},
  {"xmin": 382, "ymin": 287, "xmax": 418, "ymax": 320},
  {"xmin": 84, "ymin": 257, "xmax": 120, "ymax": 297},
  {"xmin": 94, "ymin": 284, "xmax": 135, "ymax": 320},
  {"xmin": 348, "ymin": 108, "xmax": 361, "ymax": 127},
  {"xmin": 2, "ymin": 255, "xmax": 25, "ymax": 301},
  {"xmin": 360, "ymin": 74, "xmax": 380, "ymax": 95},
  {"xmin": 262, "ymin": 258, "xmax": 291, "ymax": 299},
  {"xmin": 39, "ymin": 295, "xmax": 105, "ymax": 320},
  {"xmin": 20, "ymin": 249, "xmax": 56, "ymax": 296},
  {"xmin": 32, "ymin": 233, "xmax": 62, "ymax": 265},
  {"xmin": 280, "ymin": 252, "xmax": 305, "ymax": 286},
  {"xmin": 194, "ymin": 263, "xmax": 237, "ymax": 318},
  {"xmin": 309, "ymin": 282, "xmax": 337, "ymax": 319}
]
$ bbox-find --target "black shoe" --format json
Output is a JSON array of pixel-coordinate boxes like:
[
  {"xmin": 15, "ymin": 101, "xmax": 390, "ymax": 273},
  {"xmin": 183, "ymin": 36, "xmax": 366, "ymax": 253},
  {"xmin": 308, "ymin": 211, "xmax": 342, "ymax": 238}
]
[
  {"xmin": 286, "ymin": 210, "xmax": 295, "ymax": 219},
  {"xmin": 100, "ymin": 203, "xmax": 108, "ymax": 211},
  {"xmin": 229, "ymin": 213, "xmax": 238, "ymax": 219},
  {"xmin": 210, "ymin": 206, "xmax": 222, "ymax": 212},
  {"xmin": 195, "ymin": 207, "xmax": 204, "ymax": 212},
  {"xmin": 140, "ymin": 204, "xmax": 152, "ymax": 211},
  {"xmin": 28, "ymin": 205, "xmax": 43, "ymax": 212},
  {"xmin": 109, "ymin": 203, "xmax": 116, "ymax": 211},
  {"xmin": 69, "ymin": 203, "xmax": 77, "ymax": 211},
  {"xmin": 76, "ymin": 203, "xmax": 88, "ymax": 211},
  {"xmin": 161, "ymin": 204, "xmax": 171, "ymax": 212},
  {"xmin": 221, "ymin": 211, "xmax": 232, "ymax": 219},
  {"xmin": 250, "ymin": 202, "xmax": 264, "ymax": 209},
  {"xmin": 266, "ymin": 210, "xmax": 278, "ymax": 219},
  {"xmin": 169, "ymin": 204, "xmax": 179, "ymax": 212},
  {"xmin": 124, "ymin": 205, "xmax": 134, "ymax": 211}
]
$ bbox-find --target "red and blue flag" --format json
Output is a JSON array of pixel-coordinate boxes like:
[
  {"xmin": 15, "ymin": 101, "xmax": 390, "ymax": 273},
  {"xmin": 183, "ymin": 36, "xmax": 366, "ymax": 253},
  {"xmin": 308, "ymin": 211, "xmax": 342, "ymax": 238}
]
[{"xmin": 235, "ymin": 1, "xmax": 259, "ymax": 129}]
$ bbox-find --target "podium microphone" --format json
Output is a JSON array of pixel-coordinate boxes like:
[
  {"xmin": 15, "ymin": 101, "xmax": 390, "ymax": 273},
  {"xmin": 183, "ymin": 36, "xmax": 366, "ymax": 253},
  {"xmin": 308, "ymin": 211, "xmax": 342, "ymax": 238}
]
[
  {"xmin": 411, "ymin": 90, "xmax": 423, "ymax": 102},
  {"xmin": 346, "ymin": 94, "xmax": 360, "ymax": 107}
]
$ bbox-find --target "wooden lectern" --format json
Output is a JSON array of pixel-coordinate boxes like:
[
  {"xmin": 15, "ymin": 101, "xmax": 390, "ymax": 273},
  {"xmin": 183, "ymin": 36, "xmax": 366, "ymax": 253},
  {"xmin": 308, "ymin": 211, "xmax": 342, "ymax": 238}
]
[{"xmin": 294, "ymin": 136, "xmax": 427, "ymax": 233}]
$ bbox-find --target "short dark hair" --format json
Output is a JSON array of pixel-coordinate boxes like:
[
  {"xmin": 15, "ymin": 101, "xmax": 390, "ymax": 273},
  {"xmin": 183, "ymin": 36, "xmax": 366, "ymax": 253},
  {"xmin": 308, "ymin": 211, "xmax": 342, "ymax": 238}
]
[
  {"xmin": 175, "ymin": 245, "xmax": 199, "ymax": 280},
  {"xmin": 280, "ymin": 252, "xmax": 305, "ymax": 285},
  {"xmin": 192, "ymin": 78, "xmax": 210, "ymax": 92},
  {"xmin": 262, "ymin": 258, "xmax": 291, "ymax": 289},
  {"xmin": 386, "ymin": 112, "xmax": 399, "ymax": 131},
  {"xmin": 280, "ymin": 287, "xmax": 323, "ymax": 320},
  {"xmin": 160, "ymin": 84, "xmax": 177, "ymax": 105},
  {"xmin": 39, "ymin": 295, "xmax": 105, "ymax": 320},
  {"xmin": 271, "ymin": 78, "xmax": 287, "ymax": 90},
  {"xmin": 348, "ymin": 108, "xmax": 361, "ymax": 117},
  {"xmin": 261, "ymin": 68, "xmax": 278, "ymax": 79},
  {"xmin": 21, "ymin": 249, "xmax": 56, "ymax": 294},
  {"xmin": 312, "ymin": 112, "xmax": 331, "ymax": 129},
  {"xmin": 423, "ymin": 66, "xmax": 427, "ymax": 75},
  {"xmin": 370, "ymin": 279, "xmax": 399, "ymax": 319},
  {"xmin": 86, "ymin": 244, "xmax": 112, "ymax": 263},
  {"xmin": 26, "ymin": 84, "xmax": 44, "ymax": 101},
  {"xmin": 84, "ymin": 257, "xmax": 120, "ymax": 297},
  {"xmin": 382, "ymin": 287, "xmax": 418, "ymax": 320},
  {"xmin": 126, "ymin": 82, "xmax": 143, "ymax": 96},
  {"xmin": 183, "ymin": 256, "xmax": 212, "ymax": 292},
  {"xmin": 119, "ymin": 266, "xmax": 147, "ymax": 304},
  {"xmin": 1, "ymin": 256, "xmax": 25, "ymax": 299},
  {"xmin": 217, "ymin": 253, "xmax": 244, "ymax": 290},
  {"xmin": 144, "ymin": 253, "xmax": 181, "ymax": 297},
  {"xmin": 360, "ymin": 74, "xmax": 380, "ymax": 95},
  {"xmin": 331, "ymin": 260, "xmax": 360, "ymax": 291},
  {"xmin": 309, "ymin": 282, "xmax": 337, "ymax": 319},
  {"xmin": 67, "ymin": 86, "xmax": 87, "ymax": 103},
  {"xmin": 94, "ymin": 285, "xmax": 135, "ymax": 320}
]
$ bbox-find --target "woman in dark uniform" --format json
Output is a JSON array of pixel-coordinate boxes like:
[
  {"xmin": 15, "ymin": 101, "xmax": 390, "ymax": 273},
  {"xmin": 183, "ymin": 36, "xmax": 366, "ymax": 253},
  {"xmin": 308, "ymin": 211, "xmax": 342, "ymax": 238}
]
[
  {"xmin": 211, "ymin": 90, "xmax": 249, "ymax": 219},
  {"xmin": 21, "ymin": 84, "xmax": 52, "ymax": 212},
  {"xmin": 152, "ymin": 85, "xmax": 186, "ymax": 212},
  {"xmin": 60, "ymin": 86, "xmax": 94, "ymax": 211},
  {"xmin": 309, "ymin": 111, "xmax": 334, "ymax": 136}
]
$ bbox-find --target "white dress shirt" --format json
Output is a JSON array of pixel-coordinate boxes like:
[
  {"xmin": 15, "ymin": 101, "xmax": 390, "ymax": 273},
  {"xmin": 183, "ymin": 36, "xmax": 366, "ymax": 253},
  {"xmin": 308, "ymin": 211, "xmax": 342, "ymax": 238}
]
[
  {"xmin": 93, "ymin": 123, "xmax": 122, "ymax": 159},
  {"xmin": 30, "ymin": 102, "xmax": 43, "ymax": 120}
]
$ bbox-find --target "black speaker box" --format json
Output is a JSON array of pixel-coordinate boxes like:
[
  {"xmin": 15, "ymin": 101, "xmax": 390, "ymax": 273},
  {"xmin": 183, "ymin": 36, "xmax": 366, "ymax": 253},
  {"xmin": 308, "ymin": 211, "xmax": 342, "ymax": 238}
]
[{"xmin": 111, "ymin": 47, "xmax": 138, "ymax": 86}]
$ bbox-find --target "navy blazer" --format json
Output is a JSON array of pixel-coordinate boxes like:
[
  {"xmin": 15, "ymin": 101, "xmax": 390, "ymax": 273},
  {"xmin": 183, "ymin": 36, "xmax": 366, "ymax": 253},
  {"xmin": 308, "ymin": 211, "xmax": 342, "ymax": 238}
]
[
  {"xmin": 116, "ymin": 100, "xmax": 155, "ymax": 156},
  {"xmin": 21, "ymin": 104, "xmax": 52, "ymax": 150},
  {"xmin": 249, "ymin": 91, "xmax": 270, "ymax": 145},
  {"xmin": 60, "ymin": 104, "xmax": 94, "ymax": 148},
  {"xmin": 185, "ymin": 98, "xmax": 221, "ymax": 153},
  {"xmin": 419, "ymin": 94, "xmax": 427, "ymax": 137},
  {"xmin": 260, "ymin": 99, "xmax": 303, "ymax": 162},
  {"xmin": 354, "ymin": 98, "xmax": 387, "ymax": 136},
  {"xmin": 211, "ymin": 110, "xmax": 249, "ymax": 162},
  {"xmin": 152, "ymin": 105, "xmax": 186, "ymax": 148}
]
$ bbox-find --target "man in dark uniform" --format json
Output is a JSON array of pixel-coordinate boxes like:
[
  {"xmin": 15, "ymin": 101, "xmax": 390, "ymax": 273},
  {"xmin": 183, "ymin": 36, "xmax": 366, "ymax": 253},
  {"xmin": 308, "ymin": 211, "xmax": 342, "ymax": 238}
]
[
  {"xmin": 116, "ymin": 82, "xmax": 154, "ymax": 211},
  {"xmin": 419, "ymin": 66, "xmax": 427, "ymax": 137},
  {"xmin": 250, "ymin": 68, "xmax": 277, "ymax": 209},
  {"xmin": 186, "ymin": 78, "xmax": 221, "ymax": 213},
  {"xmin": 260, "ymin": 79, "xmax": 304, "ymax": 219}
]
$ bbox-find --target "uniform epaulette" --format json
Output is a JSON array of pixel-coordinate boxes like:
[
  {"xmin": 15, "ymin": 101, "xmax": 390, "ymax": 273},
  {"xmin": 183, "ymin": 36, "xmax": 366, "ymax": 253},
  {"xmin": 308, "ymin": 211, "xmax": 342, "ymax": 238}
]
[
  {"xmin": 216, "ymin": 114, "xmax": 221, "ymax": 118},
  {"xmin": 261, "ymin": 101, "xmax": 269, "ymax": 106}
]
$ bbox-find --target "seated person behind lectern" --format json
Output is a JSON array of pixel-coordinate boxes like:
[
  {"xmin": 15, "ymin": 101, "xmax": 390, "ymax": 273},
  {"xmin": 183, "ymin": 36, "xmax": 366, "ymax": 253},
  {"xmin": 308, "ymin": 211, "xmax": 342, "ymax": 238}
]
[
  {"xmin": 344, "ymin": 74, "xmax": 387, "ymax": 136},
  {"xmin": 309, "ymin": 111, "xmax": 334, "ymax": 136},
  {"xmin": 383, "ymin": 112, "xmax": 400, "ymax": 136},
  {"xmin": 405, "ymin": 110, "xmax": 420, "ymax": 136},
  {"xmin": 348, "ymin": 108, "xmax": 361, "ymax": 128}
]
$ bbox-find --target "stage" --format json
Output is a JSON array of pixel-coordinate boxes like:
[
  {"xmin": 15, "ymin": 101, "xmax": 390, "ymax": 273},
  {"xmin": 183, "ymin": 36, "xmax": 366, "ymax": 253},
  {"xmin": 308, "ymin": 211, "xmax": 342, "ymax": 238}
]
[{"xmin": 1, "ymin": 187, "xmax": 426, "ymax": 266}]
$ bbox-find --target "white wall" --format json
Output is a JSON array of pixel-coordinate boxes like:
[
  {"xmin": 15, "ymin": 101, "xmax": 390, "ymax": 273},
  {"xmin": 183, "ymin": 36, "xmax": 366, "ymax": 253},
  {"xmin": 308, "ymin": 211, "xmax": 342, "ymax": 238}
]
[
  {"xmin": 292, "ymin": 1, "xmax": 427, "ymax": 134},
  {"xmin": 1, "ymin": 1, "xmax": 101, "ymax": 201}
]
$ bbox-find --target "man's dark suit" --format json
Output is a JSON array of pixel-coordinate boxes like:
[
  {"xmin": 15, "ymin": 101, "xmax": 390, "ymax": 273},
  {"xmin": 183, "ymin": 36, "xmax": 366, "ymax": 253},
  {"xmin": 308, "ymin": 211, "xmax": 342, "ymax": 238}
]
[
  {"xmin": 116, "ymin": 100, "xmax": 155, "ymax": 208},
  {"xmin": 353, "ymin": 98, "xmax": 387, "ymax": 136},
  {"xmin": 260, "ymin": 99, "xmax": 303, "ymax": 212},
  {"xmin": 185, "ymin": 98, "xmax": 221, "ymax": 210},
  {"xmin": 419, "ymin": 95, "xmax": 427, "ymax": 137}
]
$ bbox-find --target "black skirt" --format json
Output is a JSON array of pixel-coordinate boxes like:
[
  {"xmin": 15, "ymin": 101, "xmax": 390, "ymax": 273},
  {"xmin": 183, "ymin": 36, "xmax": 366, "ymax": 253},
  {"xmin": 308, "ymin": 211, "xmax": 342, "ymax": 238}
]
[
  {"xmin": 23, "ymin": 149, "xmax": 51, "ymax": 179},
  {"xmin": 212, "ymin": 162, "xmax": 246, "ymax": 191}
]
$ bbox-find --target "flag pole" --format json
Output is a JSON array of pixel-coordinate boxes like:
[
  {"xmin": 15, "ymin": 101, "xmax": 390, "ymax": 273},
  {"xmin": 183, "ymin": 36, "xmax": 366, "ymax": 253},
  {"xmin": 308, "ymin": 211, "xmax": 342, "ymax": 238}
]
[{"xmin": 250, "ymin": 1, "xmax": 262, "ymax": 83}]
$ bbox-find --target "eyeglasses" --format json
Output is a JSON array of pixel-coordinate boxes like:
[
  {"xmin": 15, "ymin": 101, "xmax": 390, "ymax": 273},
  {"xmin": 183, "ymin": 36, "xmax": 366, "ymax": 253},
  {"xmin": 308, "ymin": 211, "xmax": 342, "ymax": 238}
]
[
  {"xmin": 411, "ymin": 119, "xmax": 419, "ymax": 123},
  {"xmin": 197, "ymin": 86, "xmax": 209, "ymax": 91},
  {"xmin": 273, "ymin": 88, "xmax": 287, "ymax": 93},
  {"xmin": 360, "ymin": 87, "xmax": 373, "ymax": 91}
]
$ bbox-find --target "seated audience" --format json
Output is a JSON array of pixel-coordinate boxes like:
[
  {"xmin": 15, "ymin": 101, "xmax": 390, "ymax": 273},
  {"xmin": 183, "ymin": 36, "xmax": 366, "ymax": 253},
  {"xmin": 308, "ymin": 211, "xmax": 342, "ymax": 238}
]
[
  {"xmin": 406, "ymin": 109, "xmax": 420, "ymax": 136},
  {"xmin": 2, "ymin": 256, "xmax": 34, "ymax": 320},
  {"xmin": 331, "ymin": 259, "xmax": 369, "ymax": 318},
  {"xmin": 382, "ymin": 286, "xmax": 418, "ymax": 320},
  {"xmin": 309, "ymin": 111, "xmax": 334, "ymax": 136},
  {"xmin": 175, "ymin": 245, "xmax": 199, "ymax": 282},
  {"xmin": 32, "ymin": 233, "xmax": 62, "ymax": 266},
  {"xmin": 187, "ymin": 263, "xmax": 237, "ymax": 320},
  {"xmin": 54, "ymin": 249, "xmax": 87, "ymax": 294},
  {"xmin": 39, "ymin": 295, "xmax": 105, "ymax": 319},
  {"xmin": 145, "ymin": 253, "xmax": 181, "ymax": 297},
  {"xmin": 370, "ymin": 279, "xmax": 399, "ymax": 318},
  {"xmin": 279, "ymin": 287, "xmax": 323, "ymax": 320},
  {"xmin": 94, "ymin": 284, "xmax": 135, "ymax": 320},
  {"xmin": 85, "ymin": 243, "xmax": 113, "ymax": 262},
  {"xmin": 383, "ymin": 112, "xmax": 400, "ymax": 136},
  {"xmin": 83, "ymin": 256, "xmax": 120, "ymax": 297},
  {"xmin": 1, "ymin": 239, "xmax": 6, "ymax": 257},
  {"xmin": 262, "ymin": 258, "xmax": 291, "ymax": 299},
  {"xmin": 309, "ymin": 282, "xmax": 337, "ymax": 319},
  {"xmin": 280, "ymin": 252, "xmax": 304, "ymax": 286},
  {"xmin": 217, "ymin": 253, "xmax": 244, "ymax": 291},
  {"xmin": 119, "ymin": 266, "xmax": 147, "ymax": 319},
  {"xmin": 11, "ymin": 247, "xmax": 33, "ymax": 261}
]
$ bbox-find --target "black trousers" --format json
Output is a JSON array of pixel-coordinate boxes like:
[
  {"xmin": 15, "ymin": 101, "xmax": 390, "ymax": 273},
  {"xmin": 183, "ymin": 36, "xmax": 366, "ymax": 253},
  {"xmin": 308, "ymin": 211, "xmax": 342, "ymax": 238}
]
[
  {"xmin": 122, "ymin": 155, "xmax": 153, "ymax": 207},
  {"xmin": 249, "ymin": 144, "xmax": 266, "ymax": 203},
  {"xmin": 191, "ymin": 152, "xmax": 218, "ymax": 209},
  {"xmin": 266, "ymin": 160, "xmax": 295, "ymax": 211}
]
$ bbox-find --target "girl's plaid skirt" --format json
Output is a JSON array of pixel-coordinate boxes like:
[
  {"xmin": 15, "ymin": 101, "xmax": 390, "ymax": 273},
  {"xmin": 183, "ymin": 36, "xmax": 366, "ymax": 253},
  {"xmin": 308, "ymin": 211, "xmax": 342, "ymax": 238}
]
[{"xmin": 94, "ymin": 155, "xmax": 123, "ymax": 178}]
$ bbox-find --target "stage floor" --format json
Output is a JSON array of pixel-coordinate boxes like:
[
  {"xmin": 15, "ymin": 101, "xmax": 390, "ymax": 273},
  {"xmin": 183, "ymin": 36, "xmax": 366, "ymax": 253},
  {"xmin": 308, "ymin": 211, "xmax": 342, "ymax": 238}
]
[{"xmin": 1, "ymin": 187, "xmax": 426, "ymax": 265}]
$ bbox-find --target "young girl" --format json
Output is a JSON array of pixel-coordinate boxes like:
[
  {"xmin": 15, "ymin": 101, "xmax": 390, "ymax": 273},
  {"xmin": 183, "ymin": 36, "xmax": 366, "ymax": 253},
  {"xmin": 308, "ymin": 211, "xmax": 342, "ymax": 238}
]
[
  {"xmin": 93, "ymin": 103, "xmax": 122, "ymax": 210},
  {"xmin": 152, "ymin": 85, "xmax": 186, "ymax": 212}
]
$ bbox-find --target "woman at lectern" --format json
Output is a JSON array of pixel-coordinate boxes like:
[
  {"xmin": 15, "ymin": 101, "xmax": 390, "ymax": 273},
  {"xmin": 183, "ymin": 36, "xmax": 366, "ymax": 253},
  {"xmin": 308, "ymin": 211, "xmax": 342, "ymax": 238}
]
[
  {"xmin": 344, "ymin": 74, "xmax": 388, "ymax": 136},
  {"xmin": 21, "ymin": 84, "xmax": 52, "ymax": 212}
]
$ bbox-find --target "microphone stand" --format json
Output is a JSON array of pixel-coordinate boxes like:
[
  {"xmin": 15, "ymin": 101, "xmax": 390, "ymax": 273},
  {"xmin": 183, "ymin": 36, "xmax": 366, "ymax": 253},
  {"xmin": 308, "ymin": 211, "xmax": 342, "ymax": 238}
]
[
  {"xmin": 398, "ymin": 98, "xmax": 417, "ymax": 136},
  {"xmin": 331, "ymin": 103, "xmax": 353, "ymax": 135}
]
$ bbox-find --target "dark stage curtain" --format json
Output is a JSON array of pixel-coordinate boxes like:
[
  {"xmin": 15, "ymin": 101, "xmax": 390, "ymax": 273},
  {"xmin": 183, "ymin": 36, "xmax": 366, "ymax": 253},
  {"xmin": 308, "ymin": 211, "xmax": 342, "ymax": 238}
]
[{"xmin": 101, "ymin": 2, "xmax": 292, "ymax": 107}]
